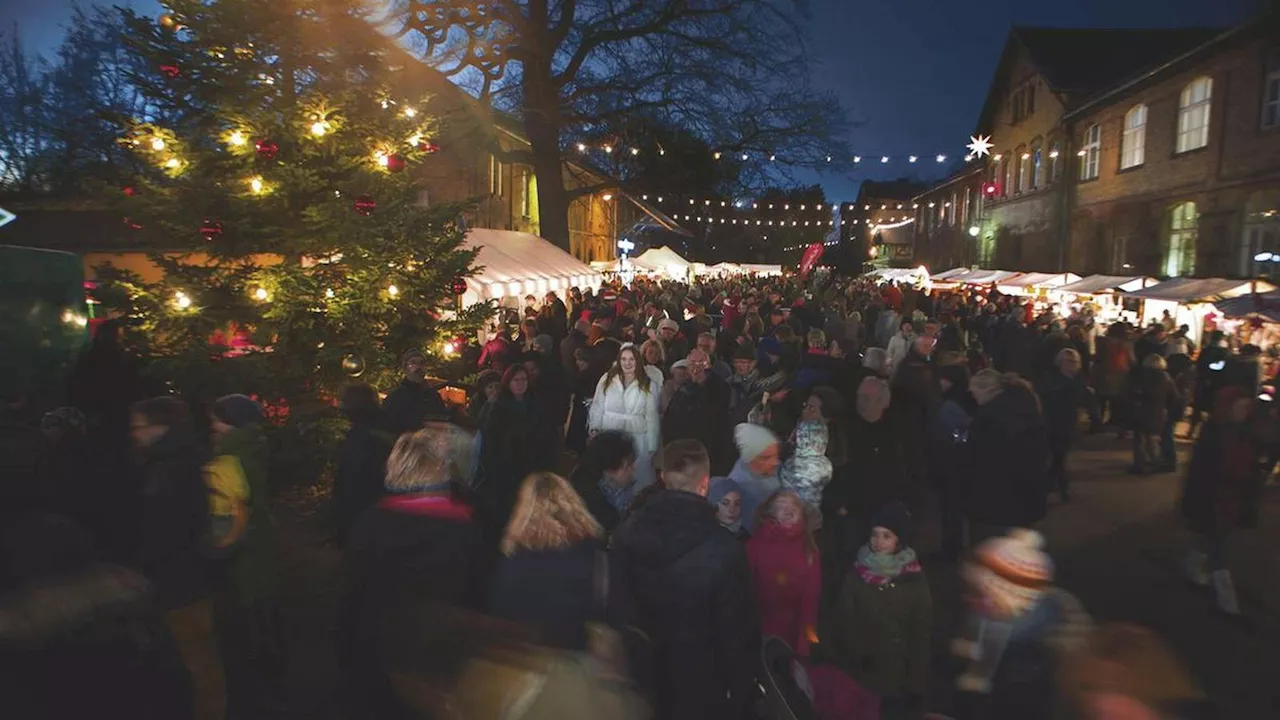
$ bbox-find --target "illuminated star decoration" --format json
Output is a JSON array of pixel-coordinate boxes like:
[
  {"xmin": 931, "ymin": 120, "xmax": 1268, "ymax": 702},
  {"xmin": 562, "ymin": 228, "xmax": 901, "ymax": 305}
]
[{"xmin": 967, "ymin": 134, "xmax": 994, "ymax": 159}]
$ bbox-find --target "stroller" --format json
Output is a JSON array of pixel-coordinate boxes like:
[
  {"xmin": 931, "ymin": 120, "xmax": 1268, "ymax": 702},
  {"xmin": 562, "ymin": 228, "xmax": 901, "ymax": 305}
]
[{"xmin": 756, "ymin": 636, "xmax": 817, "ymax": 720}]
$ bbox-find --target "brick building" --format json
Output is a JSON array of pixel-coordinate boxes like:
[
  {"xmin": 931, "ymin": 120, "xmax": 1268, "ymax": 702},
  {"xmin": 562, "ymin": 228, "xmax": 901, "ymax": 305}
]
[
  {"xmin": 1063, "ymin": 19, "xmax": 1280, "ymax": 280},
  {"xmin": 910, "ymin": 166, "xmax": 986, "ymax": 271}
]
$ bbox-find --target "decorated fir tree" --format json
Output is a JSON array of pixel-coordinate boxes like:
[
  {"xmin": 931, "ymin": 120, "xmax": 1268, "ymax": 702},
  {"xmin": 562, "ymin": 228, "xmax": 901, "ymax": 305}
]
[{"xmin": 94, "ymin": 0, "xmax": 489, "ymax": 411}]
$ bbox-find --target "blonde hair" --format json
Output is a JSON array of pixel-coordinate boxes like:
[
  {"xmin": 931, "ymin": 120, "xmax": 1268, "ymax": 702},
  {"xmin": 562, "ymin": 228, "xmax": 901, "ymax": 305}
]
[
  {"xmin": 384, "ymin": 423, "xmax": 472, "ymax": 492},
  {"xmin": 501, "ymin": 472, "xmax": 603, "ymax": 555},
  {"xmin": 758, "ymin": 490, "xmax": 819, "ymax": 563},
  {"xmin": 1060, "ymin": 623, "xmax": 1204, "ymax": 711},
  {"xmin": 640, "ymin": 339, "xmax": 666, "ymax": 368},
  {"xmin": 1143, "ymin": 353, "xmax": 1167, "ymax": 370}
]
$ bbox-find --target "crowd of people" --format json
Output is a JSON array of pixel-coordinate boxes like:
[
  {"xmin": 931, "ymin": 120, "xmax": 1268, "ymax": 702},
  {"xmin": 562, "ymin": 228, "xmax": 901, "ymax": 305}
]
[{"xmin": 4, "ymin": 270, "xmax": 1273, "ymax": 720}]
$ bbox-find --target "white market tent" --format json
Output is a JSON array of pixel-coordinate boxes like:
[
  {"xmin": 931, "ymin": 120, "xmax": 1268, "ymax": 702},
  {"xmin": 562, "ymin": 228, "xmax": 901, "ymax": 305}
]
[
  {"xmin": 996, "ymin": 271, "xmax": 1081, "ymax": 294},
  {"xmin": 1057, "ymin": 274, "xmax": 1158, "ymax": 295},
  {"xmin": 708, "ymin": 262, "xmax": 744, "ymax": 276},
  {"xmin": 957, "ymin": 269, "xmax": 1025, "ymax": 285},
  {"xmin": 1122, "ymin": 277, "xmax": 1276, "ymax": 344},
  {"xmin": 738, "ymin": 263, "xmax": 784, "ymax": 276},
  {"xmin": 1122, "ymin": 277, "xmax": 1274, "ymax": 303},
  {"xmin": 590, "ymin": 259, "xmax": 620, "ymax": 273},
  {"xmin": 930, "ymin": 267, "xmax": 971, "ymax": 281},
  {"xmin": 461, "ymin": 229, "xmax": 603, "ymax": 306},
  {"xmin": 867, "ymin": 267, "xmax": 930, "ymax": 284},
  {"xmin": 631, "ymin": 245, "xmax": 692, "ymax": 279}
]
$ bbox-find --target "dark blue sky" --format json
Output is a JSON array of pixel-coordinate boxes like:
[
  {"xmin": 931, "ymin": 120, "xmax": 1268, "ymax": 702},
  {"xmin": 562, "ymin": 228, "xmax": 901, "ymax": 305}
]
[{"xmin": 3, "ymin": 0, "xmax": 1260, "ymax": 203}]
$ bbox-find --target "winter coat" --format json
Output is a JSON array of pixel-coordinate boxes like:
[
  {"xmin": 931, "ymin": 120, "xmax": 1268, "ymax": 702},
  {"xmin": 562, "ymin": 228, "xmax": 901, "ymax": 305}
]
[
  {"xmin": 1131, "ymin": 366, "xmax": 1179, "ymax": 435},
  {"xmin": 1035, "ymin": 371, "xmax": 1093, "ymax": 451},
  {"xmin": 0, "ymin": 564, "xmax": 192, "ymax": 720},
  {"xmin": 333, "ymin": 414, "xmax": 397, "ymax": 546},
  {"xmin": 383, "ymin": 379, "xmax": 451, "ymax": 434},
  {"xmin": 478, "ymin": 394, "xmax": 559, "ymax": 534},
  {"xmin": 967, "ymin": 385, "xmax": 1051, "ymax": 527},
  {"xmin": 729, "ymin": 459, "xmax": 781, "ymax": 534},
  {"xmin": 589, "ymin": 370, "xmax": 663, "ymax": 457},
  {"xmin": 662, "ymin": 374, "xmax": 733, "ymax": 475},
  {"xmin": 490, "ymin": 542, "xmax": 602, "ymax": 651},
  {"xmin": 337, "ymin": 493, "xmax": 484, "ymax": 718},
  {"xmin": 210, "ymin": 425, "xmax": 276, "ymax": 604},
  {"xmin": 609, "ymin": 490, "xmax": 760, "ymax": 720},
  {"xmin": 886, "ymin": 333, "xmax": 913, "ymax": 375},
  {"xmin": 1093, "ymin": 336, "xmax": 1133, "ymax": 398},
  {"xmin": 825, "ymin": 415, "xmax": 909, "ymax": 529},
  {"xmin": 746, "ymin": 521, "xmax": 821, "ymax": 657},
  {"xmin": 570, "ymin": 466, "xmax": 624, "ymax": 536},
  {"xmin": 779, "ymin": 420, "xmax": 833, "ymax": 511},
  {"xmin": 133, "ymin": 428, "xmax": 212, "ymax": 611},
  {"xmin": 832, "ymin": 559, "xmax": 932, "ymax": 696},
  {"xmin": 1180, "ymin": 388, "xmax": 1265, "ymax": 535}
]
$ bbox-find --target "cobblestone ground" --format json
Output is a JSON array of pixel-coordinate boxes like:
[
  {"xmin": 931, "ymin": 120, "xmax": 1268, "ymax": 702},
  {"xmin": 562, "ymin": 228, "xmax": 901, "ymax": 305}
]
[{"xmin": 267, "ymin": 432, "xmax": 1280, "ymax": 719}]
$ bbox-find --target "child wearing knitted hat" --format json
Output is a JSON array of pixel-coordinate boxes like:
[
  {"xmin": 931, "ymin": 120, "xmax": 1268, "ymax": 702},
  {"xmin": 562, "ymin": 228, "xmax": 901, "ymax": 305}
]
[{"xmin": 953, "ymin": 529, "xmax": 1094, "ymax": 719}]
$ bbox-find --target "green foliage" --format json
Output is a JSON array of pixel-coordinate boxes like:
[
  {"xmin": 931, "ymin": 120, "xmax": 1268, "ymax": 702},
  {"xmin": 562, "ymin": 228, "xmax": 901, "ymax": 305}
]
[{"xmin": 93, "ymin": 0, "xmax": 491, "ymax": 418}]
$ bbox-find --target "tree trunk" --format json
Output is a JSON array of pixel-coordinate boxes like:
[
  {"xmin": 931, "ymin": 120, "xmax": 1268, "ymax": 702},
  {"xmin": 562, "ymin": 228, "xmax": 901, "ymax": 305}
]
[{"xmin": 522, "ymin": 56, "xmax": 572, "ymax": 254}]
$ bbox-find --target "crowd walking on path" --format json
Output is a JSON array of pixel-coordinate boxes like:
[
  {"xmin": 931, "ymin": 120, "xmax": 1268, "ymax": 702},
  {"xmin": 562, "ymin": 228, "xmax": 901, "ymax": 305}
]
[{"xmin": 7, "ymin": 270, "xmax": 1274, "ymax": 720}]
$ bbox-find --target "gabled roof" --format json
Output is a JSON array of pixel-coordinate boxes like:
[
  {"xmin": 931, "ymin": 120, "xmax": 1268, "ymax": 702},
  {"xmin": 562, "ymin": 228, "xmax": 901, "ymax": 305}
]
[{"xmin": 975, "ymin": 26, "xmax": 1224, "ymax": 132}]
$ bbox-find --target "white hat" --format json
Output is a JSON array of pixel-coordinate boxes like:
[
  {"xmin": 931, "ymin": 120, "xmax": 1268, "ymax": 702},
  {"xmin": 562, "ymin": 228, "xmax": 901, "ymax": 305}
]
[
  {"xmin": 734, "ymin": 422, "xmax": 779, "ymax": 463},
  {"xmin": 963, "ymin": 528, "xmax": 1053, "ymax": 619}
]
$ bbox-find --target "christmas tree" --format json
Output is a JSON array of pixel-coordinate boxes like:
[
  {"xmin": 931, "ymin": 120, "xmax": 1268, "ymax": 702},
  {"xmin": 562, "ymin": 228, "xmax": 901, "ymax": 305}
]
[{"xmin": 94, "ymin": 0, "xmax": 490, "ymax": 412}]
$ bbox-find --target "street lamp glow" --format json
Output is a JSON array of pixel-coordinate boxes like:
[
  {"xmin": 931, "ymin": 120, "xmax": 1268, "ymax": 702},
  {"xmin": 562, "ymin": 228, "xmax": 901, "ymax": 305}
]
[
  {"xmin": 968, "ymin": 226, "xmax": 981, "ymax": 237},
  {"xmin": 150, "ymin": 137, "xmax": 166, "ymax": 151},
  {"xmin": 1255, "ymin": 252, "xmax": 1274, "ymax": 262}
]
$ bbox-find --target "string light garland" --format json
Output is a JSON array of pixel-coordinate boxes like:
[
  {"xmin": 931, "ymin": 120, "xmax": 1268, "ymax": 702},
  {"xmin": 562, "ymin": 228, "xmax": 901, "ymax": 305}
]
[{"xmin": 567, "ymin": 140, "xmax": 964, "ymax": 165}]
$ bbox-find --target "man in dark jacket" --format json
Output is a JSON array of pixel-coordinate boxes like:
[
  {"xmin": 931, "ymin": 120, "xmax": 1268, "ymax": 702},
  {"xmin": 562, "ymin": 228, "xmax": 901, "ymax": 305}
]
[
  {"xmin": 383, "ymin": 348, "xmax": 451, "ymax": 434},
  {"xmin": 1035, "ymin": 348, "xmax": 1097, "ymax": 500},
  {"xmin": 663, "ymin": 350, "xmax": 733, "ymax": 474},
  {"xmin": 610, "ymin": 440, "xmax": 759, "ymax": 720}
]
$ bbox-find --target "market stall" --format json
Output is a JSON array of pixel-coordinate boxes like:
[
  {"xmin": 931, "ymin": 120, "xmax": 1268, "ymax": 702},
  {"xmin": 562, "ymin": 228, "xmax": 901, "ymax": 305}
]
[
  {"xmin": 930, "ymin": 267, "xmax": 971, "ymax": 281},
  {"xmin": 1211, "ymin": 290, "xmax": 1280, "ymax": 349},
  {"xmin": 1054, "ymin": 274, "xmax": 1158, "ymax": 324},
  {"xmin": 956, "ymin": 269, "xmax": 1025, "ymax": 286},
  {"xmin": 866, "ymin": 266, "xmax": 931, "ymax": 285},
  {"xmin": 1122, "ymin": 277, "xmax": 1275, "ymax": 344},
  {"xmin": 737, "ymin": 263, "xmax": 784, "ymax": 277},
  {"xmin": 461, "ymin": 229, "xmax": 603, "ymax": 307},
  {"xmin": 631, "ymin": 245, "xmax": 692, "ymax": 280},
  {"xmin": 995, "ymin": 271, "xmax": 1081, "ymax": 296}
]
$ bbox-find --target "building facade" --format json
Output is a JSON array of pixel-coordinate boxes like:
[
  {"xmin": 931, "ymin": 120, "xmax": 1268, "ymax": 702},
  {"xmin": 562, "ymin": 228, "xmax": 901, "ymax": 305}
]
[
  {"xmin": 841, "ymin": 180, "xmax": 928, "ymax": 270},
  {"xmin": 911, "ymin": 167, "xmax": 986, "ymax": 271}
]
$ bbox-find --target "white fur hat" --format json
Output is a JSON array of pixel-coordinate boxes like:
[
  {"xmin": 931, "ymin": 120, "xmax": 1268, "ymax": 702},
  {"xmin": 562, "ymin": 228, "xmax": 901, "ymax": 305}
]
[{"xmin": 963, "ymin": 528, "xmax": 1054, "ymax": 619}]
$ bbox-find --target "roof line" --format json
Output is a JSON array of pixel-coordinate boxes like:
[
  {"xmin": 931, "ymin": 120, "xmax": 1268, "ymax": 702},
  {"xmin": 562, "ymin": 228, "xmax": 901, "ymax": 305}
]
[{"xmin": 1062, "ymin": 22, "xmax": 1253, "ymax": 121}]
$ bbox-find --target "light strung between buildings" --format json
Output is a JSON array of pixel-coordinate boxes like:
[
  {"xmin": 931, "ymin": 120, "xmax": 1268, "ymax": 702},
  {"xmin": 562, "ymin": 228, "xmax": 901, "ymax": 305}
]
[
  {"xmin": 868, "ymin": 217, "xmax": 917, "ymax": 231},
  {"xmin": 571, "ymin": 141, "xmax": 955, "ymax": 165}
]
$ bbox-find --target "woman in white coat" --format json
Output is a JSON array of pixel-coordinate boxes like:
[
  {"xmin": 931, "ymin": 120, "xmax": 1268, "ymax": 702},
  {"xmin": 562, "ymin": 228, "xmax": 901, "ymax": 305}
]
[{"xmin": 588, "ymin": 344, "xmax": 663, "ymax": 492}]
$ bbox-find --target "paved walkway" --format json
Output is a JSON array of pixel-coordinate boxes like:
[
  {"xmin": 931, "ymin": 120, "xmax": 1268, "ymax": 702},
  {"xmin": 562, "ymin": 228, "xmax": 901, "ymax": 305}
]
[{"xmin": 1035, "ymin": 431, "xmax": 1280, "ymax": 718}]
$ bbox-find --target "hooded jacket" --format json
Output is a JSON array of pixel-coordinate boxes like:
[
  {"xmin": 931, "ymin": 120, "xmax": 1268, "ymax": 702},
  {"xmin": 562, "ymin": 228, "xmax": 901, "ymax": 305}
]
[
  {"xmin": 779, "ymin": 421, "xmax": 833, "ymax": 511},
  {"xmin": 609, "ymin": 490, "xmax": 760, "ymax": 720}
]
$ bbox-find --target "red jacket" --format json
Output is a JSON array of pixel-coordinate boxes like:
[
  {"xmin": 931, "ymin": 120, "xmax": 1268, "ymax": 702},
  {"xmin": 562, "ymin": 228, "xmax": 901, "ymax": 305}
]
[{"xmin": 747, "ymin": 521, "xmax": 821, "ymax": 656}]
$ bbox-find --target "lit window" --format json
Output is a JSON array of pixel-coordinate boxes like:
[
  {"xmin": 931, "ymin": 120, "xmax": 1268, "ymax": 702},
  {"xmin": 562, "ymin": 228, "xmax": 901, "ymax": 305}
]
[
  {"xmin": 1003, "ymin": 156, "xmax": 1013, "ymax": 197},
  {"xmin": 1032, "ymin": 147, "xmax": 1043, "ymax": 188},
  {"xmin": 1080, "ymin": 125, "xmax": 1101, "ymax": 181},
  {"xmin": 1121, "ymin": 104, "xmax": 1147, "ymax": 169},
  {"xmin": 1177, "ymin": 77, "xmax": 1212, "ymax": 153},
  {"xmin": 948, "ymin": 192, "xmax": 957, "ymax": 225},
  {"xmin": 1050, "ymin": 142, "xmax": 1062, "ymax": 180},
  {"xmin": 520, "ymin": 169, "xmax": 534, "ymax": 218},
  {"xmin": 1166, "ymin": 202, "xmax": 1198, "ymax": 277},
  {"xmin": 1017, "ymin": 151, "xmax": 1029, "ymax": 193},
  {"xmin": 1262, "ymin": 52, "xmax": 1280, "ymax": 129}
]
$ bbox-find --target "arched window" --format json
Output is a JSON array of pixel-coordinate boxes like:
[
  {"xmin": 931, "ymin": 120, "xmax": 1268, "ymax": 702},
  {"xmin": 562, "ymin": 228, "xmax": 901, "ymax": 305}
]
[
  {"xmin": 1032, "ymin": 146, "xmax": 1044, "ymax": 188},
  {"xmin": 1121, "ymin": 104, "xmax": 1147, "ymax": 169},
  {"xmin": 1016, "ymin": 147, "xmax": 1030, "ymax": 193},
  {"xmin": 1080, "ymin": 125, "xmax": 1101, "ymax": 180},
  {"xmin": 1049, "ymin": 141, "xmax": 1061, "ymax": 181},
  {"xmin": 1003, "ymin": 154, "xmax": 1013, "ymax": 197},
  {"xmin": 1177, "ymin": 77, "xmax": 1212, "ymax": 153},
  {"xmin": 1166, "ymin": 202, "xmax": 1198, "ymax": 277}
]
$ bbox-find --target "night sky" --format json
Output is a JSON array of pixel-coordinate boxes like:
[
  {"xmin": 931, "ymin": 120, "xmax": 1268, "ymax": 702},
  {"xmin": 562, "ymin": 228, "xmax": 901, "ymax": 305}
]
[{"xmin": 3, "ymin": 0, "xmax": 1261, "ymax": 203}]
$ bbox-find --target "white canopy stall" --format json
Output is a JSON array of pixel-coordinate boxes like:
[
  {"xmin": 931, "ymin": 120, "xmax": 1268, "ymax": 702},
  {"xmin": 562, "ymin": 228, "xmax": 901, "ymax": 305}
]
[
  {"xmin": 631, "ymin": 245, "xmax": 692, "ymax": 280},
  {"xmin": 1054, "ymin": 274, "xmax": 1159, "ymax": 323},
  {"xmin": 957, "ymin": 269, "xmax": 1025, "ymax": 285},
  {"xmin": 930, "ymin": 267, "xmax": 971, "ymax": 281},
  {"xmin": 461, "ymin": 229, "xmax": 603, "ymax": 308},
  {"xmin": 737, "ymin": 263, "xmax": 784, "ymax": 277},
  {"xmin": 1122, "ymin": 277, "xmax": 1275, "ymax": 344},
  {"xmin": 996, "ymin": 271, "xmax": 1081, "ymax": 295}
]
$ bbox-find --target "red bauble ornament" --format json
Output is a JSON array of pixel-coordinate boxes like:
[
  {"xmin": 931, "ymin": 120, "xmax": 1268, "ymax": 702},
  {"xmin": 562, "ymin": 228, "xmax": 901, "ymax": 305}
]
[
  {"xmin": 450, "ymin": 276, "xmax": 468, "ymax": 295},
  {"xmin": 384, "ymin": 153, "xmax": 406, "ymax": 173},
  {"xmin": 419, "ymin": 140, "xmax": 441, "ymax": 154},
  {"xmin": 354, "ymin": 195, "xmax": 377, "ymax": 216},
  {"xmin": 200, "ymin": 219, "xmax": 224, "ymax": 241},
  {"xmin": 122, "ymin": 185, "xmax": 137, "ymax": 197},
  {"xmin": 159, "ymin": 63, "xmax": 181, "ymax": 79},
  {"xmin": 255, "ymin": 139, "xmax": 279, "ymax": 160}
]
